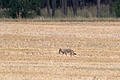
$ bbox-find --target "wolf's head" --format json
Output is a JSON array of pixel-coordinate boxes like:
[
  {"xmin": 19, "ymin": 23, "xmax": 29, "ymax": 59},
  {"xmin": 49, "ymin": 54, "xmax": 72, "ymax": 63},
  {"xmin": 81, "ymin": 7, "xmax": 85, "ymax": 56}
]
[
  {"xmin": 73, "ymin": 53, "xmax": 77, "ymax": 55},
  {"xmin": 59, "ymin": 48, "xmax": 62, "ymax": 54}
]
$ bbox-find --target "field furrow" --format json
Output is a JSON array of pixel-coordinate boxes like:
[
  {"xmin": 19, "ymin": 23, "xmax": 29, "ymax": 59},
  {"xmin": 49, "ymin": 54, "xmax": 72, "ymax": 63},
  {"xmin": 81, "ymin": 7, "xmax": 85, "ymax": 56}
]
[{"xmin": 0, "ymin": 22, "xmax": 120, "ymax": 80}]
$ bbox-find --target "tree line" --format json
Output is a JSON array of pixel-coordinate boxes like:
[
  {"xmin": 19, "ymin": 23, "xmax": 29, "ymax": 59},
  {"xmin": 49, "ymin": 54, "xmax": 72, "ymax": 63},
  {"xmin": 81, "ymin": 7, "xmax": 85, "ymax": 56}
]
[{"xmin": 0, "ymin": 0, "xmax": 120, "ymax": 18}]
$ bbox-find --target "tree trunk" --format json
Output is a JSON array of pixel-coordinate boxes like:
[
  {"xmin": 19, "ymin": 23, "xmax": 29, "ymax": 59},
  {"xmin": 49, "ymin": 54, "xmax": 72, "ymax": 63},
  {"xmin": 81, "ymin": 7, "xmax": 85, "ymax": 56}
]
[
  {"xmin": 47, "ymin": 0, "xmax": 50, "ymax": 16},
  {"xmin": 60, "ymin": 0, "xmax": 62, "ymax": 8},
  {"xmin": 62, "ymin": 0, "xmax": 67, "ymax": 16},
  {"xmin": 52, "ymin": 0, "xmax": 56, "ymax": 17},
  {"xmin": 109, "ymin": 0, "xmax": 113, "ymax": 15},
  {"xmin": 72, "ymin": 0, "xmax": 78, "ymax": 16},
  {"xmin": 36, "ymin": 8, "xmax": 41, "ymax": 16},
  {"xmin": 64, "ymin": 0, "xmax": 67, "ymax": 16},
  {"xmin": 97, "ymin": 0, "xmax": 101, "ymax": 17}
]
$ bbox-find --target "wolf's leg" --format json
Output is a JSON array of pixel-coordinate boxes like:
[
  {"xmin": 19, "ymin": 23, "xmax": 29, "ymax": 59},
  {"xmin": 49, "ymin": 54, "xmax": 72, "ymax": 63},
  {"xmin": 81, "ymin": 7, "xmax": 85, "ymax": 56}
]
[
  {"xmin": 65, "ymin": 52, "xmax": 67, "ymax": 56},
  {"xmin": 70, "ymin": 52, "xmax": 72, "ymax": 56}
]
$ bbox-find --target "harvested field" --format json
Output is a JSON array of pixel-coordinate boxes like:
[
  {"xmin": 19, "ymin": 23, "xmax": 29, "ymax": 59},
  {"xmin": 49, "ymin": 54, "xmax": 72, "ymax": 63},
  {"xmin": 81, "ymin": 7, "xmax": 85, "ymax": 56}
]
[{"xmin": 0, "ymin": 22, "xmax": 120, "ymax": 80}]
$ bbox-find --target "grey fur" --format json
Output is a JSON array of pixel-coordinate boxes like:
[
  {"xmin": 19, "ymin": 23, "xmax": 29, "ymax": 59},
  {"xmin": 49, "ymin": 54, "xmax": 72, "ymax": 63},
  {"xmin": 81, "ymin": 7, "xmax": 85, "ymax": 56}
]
[{"xmin": 59, "ymin": 48, "xmax": 77, "ymax": 56}]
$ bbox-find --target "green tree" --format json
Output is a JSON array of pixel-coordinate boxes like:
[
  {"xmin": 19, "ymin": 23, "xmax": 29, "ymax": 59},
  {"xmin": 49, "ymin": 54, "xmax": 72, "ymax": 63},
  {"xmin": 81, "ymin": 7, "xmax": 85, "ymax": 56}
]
[
  {"xmin": 9, "ymin": 0, "xmax": 33, "ymax": 18},
  {"xmin": 0, "ymin": 0, "xmax": 10, "ymax": 8},
  {"xmin": 113, "ymin": 0, "xmax": 120, "ymax": 17},
  {"xmin": 8, "ymin": 0, "xmax": 21, "ymax": 18}
]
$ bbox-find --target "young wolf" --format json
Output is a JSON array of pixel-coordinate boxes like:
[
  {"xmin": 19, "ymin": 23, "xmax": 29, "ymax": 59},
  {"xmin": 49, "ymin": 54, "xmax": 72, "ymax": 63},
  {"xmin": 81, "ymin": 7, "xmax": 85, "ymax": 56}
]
[{"xmin": 59, "ymin": 48, "xmax": 77, "ymax": 56}]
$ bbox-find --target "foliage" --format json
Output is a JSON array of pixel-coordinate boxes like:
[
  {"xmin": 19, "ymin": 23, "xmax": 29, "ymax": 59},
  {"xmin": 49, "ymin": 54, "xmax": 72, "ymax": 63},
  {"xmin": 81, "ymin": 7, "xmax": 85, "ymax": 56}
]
[
  {"xmin": 113, "ymin": 0, "xmax": 120, "ymax": 17},
  {"xmin": 8, "ymin": 0, "xmax": 32, "ymax": 18},
  {"xmin": 0, "ymin": 0, "xmax": 118, "ymax": 18}
]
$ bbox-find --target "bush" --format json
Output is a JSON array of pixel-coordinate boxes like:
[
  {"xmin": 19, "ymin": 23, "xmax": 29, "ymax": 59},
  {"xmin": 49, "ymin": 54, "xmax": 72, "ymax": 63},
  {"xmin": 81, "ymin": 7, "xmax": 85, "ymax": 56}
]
[{"xmin": 113, "ymin": 0, "xmax": 120, "ymax": 17}]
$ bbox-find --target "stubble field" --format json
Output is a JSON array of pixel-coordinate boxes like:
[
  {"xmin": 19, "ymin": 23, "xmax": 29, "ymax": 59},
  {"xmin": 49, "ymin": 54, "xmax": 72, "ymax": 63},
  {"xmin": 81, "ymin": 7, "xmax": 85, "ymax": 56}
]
[{"xmin": 0, "ymin": 22, "xmax": 120, "ymax": 80}]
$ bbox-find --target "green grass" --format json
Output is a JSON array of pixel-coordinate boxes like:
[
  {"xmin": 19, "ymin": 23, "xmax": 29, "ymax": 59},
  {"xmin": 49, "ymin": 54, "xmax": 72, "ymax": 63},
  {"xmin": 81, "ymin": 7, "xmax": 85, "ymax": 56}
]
[{"xmin": 0, "ymin": 17, "xmax": 120, "ymax": 22}]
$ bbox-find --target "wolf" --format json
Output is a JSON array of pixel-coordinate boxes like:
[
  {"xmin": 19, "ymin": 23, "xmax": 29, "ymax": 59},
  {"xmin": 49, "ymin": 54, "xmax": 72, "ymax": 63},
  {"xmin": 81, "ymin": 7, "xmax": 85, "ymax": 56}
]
[{"xmin": 59, "ymin": 48, "xmax": 77, "ymax": 56}]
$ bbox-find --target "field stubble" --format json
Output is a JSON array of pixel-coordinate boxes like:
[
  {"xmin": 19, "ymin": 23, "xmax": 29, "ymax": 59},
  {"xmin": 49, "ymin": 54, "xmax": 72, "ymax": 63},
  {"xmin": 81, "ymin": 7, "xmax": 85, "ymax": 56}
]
[{"xmin": 0, "ymin": 22, "xmax": 120, "ymax": 80}]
